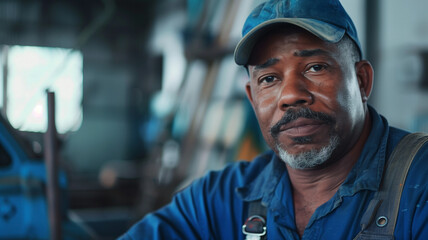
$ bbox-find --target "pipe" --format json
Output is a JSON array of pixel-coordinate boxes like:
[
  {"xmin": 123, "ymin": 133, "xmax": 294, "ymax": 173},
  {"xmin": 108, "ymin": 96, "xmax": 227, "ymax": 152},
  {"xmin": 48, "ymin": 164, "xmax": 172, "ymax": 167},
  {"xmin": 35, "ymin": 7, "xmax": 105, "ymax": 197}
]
[{"xmin": 44, "ymin": 90, "xmax": 61, "ymax": 240}]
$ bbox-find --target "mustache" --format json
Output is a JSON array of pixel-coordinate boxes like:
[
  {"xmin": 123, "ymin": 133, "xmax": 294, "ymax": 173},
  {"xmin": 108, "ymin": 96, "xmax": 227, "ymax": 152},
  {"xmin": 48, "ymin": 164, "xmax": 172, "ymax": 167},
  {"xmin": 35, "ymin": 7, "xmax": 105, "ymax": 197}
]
[{"xmin": 270, "ymin": 108, "xmax": 336, "ymax": 137}]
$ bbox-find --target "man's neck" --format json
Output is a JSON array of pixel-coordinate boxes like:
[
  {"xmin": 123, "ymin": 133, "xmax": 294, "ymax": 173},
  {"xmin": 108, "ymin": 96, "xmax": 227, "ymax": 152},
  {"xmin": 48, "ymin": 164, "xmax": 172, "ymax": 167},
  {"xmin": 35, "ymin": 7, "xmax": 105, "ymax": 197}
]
[
  {"xmin": 287, "ymin": 111, "xmax": 372, "ymax": 237},
  {"xmin": 288, "ymin": 159, "xmax": 357, "ymax": 237},
  {"xmin": 287, "ymin": 146, "xmax": 360, "ymax": 197}
]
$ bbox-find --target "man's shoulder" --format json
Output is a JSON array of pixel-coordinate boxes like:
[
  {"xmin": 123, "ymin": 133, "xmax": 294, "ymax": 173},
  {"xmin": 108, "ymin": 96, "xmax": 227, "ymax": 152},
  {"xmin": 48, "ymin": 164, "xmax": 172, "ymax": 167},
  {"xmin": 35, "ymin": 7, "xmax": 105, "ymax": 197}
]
[
  {"xmin": 387, "ymin": 127, "xmax": 428, "ymax": 161},
  {"xmin": 387, "ymin": 126, "xmax": 409, "ymax": 146},
  {"xmin": 390, "ymin": 129, "xmax": 428, "ymax": 189},
  {"xmin": 406, "ymin": 132, "xmax": 428, "ymax": 176}
]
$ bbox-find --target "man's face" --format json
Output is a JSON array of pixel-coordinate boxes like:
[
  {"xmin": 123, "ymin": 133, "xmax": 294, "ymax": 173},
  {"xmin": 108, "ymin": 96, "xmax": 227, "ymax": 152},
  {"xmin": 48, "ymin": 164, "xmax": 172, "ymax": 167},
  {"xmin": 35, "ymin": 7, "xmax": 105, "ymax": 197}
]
[{"xmin": 246, "ymin": 28, "xmax": 369, "ymax": 169}]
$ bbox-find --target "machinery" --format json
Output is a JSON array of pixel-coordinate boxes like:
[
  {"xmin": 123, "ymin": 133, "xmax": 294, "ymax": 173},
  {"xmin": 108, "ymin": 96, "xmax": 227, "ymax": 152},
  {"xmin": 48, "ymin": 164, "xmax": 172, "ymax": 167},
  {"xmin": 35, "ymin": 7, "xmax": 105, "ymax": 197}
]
[
  {"xmin": 0, "ymin": 113, "xmax": 53, "ymax": 239},
  {"xmin": 0, "ymin": 111, "xmax": 91, "ymax": 239}
]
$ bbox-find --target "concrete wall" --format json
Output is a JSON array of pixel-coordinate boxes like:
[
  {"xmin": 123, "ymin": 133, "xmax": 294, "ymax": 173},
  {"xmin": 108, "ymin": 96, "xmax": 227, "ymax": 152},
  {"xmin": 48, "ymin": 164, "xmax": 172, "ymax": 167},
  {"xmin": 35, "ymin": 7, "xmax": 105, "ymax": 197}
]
[{"xmin": 375, "ymin": 0, "xmax": 428, "ymax": 132}]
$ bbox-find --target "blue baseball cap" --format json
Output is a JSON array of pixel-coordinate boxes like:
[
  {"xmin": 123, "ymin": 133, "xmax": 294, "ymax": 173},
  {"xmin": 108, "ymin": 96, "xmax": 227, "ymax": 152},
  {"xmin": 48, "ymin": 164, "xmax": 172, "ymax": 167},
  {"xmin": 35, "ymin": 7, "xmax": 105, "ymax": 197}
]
[{"xmin": 234, "ymin": 0, "xmax": 362, "ymax": 66}]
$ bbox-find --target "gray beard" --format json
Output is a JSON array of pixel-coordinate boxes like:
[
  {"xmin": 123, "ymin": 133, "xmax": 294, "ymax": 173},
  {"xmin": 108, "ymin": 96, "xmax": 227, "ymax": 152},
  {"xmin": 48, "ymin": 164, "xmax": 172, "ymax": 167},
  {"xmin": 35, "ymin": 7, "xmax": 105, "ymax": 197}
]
[{"xmin": 276, "ymin": 135, "xmax": 340, "ymax": 169}]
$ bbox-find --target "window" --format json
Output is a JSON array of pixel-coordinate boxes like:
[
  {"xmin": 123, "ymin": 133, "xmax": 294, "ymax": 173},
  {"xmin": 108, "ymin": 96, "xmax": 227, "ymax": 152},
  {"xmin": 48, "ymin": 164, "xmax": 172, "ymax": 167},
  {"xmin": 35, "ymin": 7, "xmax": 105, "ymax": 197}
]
[{"xmin": 0, "ymin": 45, "xmax": 83, "ymax": 134}]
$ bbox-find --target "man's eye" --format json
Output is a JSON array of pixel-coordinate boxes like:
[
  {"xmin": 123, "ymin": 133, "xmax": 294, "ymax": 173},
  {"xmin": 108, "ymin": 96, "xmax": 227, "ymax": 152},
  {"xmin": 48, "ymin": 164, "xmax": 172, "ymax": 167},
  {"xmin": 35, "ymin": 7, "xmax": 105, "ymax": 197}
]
[
  {"xmin": 307, "ymin": 64, "xmax": 326, "ymax": 73},
  {"xmin": 260, "ymin": 76, "xmax": 276, "ymax": 83}
]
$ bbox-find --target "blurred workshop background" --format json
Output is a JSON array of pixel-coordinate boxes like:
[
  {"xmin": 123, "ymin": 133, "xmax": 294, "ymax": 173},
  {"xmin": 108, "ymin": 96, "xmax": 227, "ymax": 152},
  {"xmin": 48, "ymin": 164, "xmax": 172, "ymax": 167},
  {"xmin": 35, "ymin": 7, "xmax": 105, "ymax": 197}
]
[{"xmin": 1, "ymin": 0, "xmax": 428, "ymax": 239}]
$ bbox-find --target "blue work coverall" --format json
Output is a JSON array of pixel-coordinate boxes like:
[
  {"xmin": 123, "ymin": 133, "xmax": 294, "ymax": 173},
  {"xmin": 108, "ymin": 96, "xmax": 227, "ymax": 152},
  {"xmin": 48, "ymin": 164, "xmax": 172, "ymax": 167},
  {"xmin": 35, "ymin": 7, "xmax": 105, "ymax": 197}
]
[{"xmin": 120, "ymin": 107, "xmax": 428, "ymax": 239}]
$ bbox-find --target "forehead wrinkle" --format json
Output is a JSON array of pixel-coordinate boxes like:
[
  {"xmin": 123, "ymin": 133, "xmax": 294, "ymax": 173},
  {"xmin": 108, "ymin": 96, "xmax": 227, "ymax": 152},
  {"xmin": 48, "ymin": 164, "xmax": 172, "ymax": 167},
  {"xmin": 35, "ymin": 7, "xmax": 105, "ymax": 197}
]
[
  {"xmin": 294, "ymin": 49, "xmax": 331, "ymax": 58},
  {"xmin": 253, "ymin": 58, "xmax": 280, "ymax": 71}
]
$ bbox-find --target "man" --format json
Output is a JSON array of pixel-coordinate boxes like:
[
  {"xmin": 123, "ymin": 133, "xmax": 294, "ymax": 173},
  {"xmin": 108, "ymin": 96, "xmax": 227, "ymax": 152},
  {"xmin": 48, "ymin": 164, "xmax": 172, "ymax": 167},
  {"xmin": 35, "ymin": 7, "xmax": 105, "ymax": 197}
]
[{"xmin": 120, "ymin": 0, "xmax": 428, "ymax": 239}]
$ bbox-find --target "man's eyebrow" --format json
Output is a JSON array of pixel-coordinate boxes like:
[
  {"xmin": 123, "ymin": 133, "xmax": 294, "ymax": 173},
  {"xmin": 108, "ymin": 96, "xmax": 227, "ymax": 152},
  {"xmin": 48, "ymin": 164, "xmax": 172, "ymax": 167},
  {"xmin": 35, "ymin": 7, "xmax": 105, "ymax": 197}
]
[
  {"xmin": 253, "ymin": 58, "xmax": 280, "ymax": 70},
  {"xmin": 294, "ymin": 49, "xmax": 330, "ymax": 57}
]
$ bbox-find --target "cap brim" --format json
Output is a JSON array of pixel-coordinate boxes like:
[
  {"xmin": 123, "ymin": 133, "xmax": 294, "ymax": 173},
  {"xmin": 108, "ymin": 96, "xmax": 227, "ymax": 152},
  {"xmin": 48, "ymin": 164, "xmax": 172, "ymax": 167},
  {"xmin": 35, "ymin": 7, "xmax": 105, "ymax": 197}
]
[{"xmin": 234, "ymin": 18, "xmax": 346, "ymax": 66}]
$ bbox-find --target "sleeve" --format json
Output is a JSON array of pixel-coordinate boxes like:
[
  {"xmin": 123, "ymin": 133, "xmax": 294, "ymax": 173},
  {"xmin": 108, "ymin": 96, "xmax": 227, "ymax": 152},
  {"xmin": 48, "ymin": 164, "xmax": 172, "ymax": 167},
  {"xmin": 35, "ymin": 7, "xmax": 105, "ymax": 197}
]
[
  {"xmin": 117, "ymin": 161, "xmax": 251, "ymax": 240},
  {"xmin": 118, "ymin": 186, "xmax": 203, "ymax": 240}
]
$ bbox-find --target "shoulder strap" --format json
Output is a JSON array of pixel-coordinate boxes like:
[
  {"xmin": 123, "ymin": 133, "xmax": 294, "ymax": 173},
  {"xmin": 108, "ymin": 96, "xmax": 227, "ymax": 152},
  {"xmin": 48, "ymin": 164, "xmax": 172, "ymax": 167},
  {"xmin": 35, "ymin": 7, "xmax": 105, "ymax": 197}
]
[{"xmin": 354, "ymin": 132, "xmax": 428, "ymax": 240}]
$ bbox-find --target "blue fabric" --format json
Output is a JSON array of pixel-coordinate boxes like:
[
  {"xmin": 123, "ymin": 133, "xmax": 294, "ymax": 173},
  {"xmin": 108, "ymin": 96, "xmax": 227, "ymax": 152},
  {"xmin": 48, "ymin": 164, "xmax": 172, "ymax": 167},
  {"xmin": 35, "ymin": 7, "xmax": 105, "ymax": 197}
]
[
  {"xmin": 234, "ymin": 0, "xmax": 362, "ymax": 65},
  {"xmin": 120, "ymin": 106, "xmax": 428, "ymax": 239}
]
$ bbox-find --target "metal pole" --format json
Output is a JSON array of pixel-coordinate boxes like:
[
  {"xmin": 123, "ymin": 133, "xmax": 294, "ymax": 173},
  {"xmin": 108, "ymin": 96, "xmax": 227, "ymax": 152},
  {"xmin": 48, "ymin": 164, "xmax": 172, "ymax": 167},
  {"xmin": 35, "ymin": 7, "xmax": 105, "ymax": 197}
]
[
  {"xmin": 44, "ymin": 90, "xmax": 62, "ymax": 240},
  {"xmin": 2, "ymin": 46, "xmax": 9, "ymax": 118},
  {"xmin": 365, "ymin": 0, "xmax": 380, "ymax": 105}
]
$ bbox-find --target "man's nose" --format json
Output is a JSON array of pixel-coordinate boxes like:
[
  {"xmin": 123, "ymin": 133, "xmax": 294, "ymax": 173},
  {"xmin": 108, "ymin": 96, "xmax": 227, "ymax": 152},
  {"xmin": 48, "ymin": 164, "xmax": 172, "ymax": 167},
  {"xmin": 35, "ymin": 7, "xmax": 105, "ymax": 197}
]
[{"xmin": 277, "ymin": 76, "xmax": 313, "ymax": 109}]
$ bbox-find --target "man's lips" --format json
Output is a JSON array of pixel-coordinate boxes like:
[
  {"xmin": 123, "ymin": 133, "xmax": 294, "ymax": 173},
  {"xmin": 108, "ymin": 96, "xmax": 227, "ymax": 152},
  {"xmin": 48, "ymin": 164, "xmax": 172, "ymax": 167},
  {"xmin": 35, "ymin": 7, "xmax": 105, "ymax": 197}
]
[
  {"xmin": 279, "ymin": 118, "xmax": 326, "ymax": 137},
  {"xmin": 270, "ymin": 108, "xmax": 335, "ymax": 139}
]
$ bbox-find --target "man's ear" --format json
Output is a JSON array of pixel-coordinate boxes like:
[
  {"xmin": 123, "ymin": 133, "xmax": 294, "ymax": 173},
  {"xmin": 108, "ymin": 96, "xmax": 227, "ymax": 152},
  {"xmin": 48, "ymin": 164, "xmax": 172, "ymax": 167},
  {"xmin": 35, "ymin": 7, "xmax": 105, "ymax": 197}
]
[
  {"xmin": 245, "ymin": 81, "xmax": 254, "ymax": 106},
  {"xmin": 355, "ymin": 60, "xmax": 374, "ymax": 103}
]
